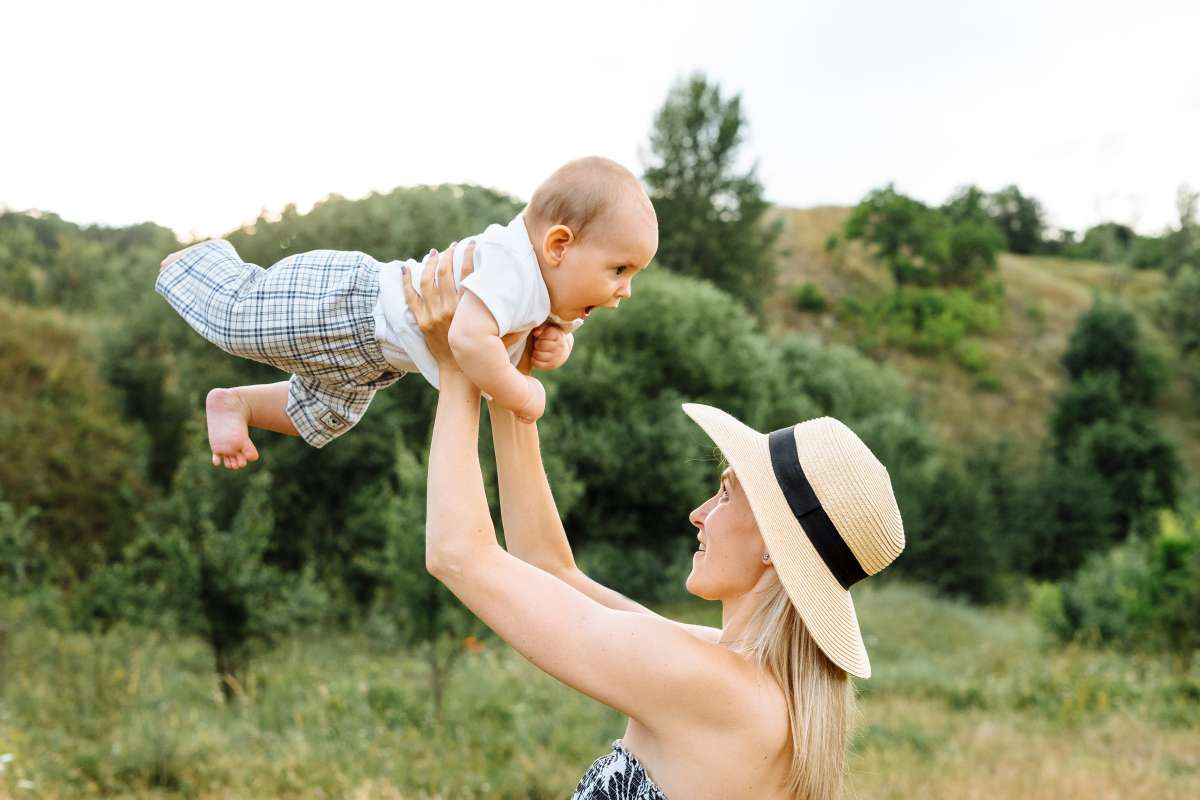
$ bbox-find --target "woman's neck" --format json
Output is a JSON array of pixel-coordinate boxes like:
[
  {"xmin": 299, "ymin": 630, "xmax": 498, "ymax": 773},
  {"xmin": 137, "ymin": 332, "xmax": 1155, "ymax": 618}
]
[{"xmin": 717, "ymin": 572, "xmax": 774, "ymax": 649}]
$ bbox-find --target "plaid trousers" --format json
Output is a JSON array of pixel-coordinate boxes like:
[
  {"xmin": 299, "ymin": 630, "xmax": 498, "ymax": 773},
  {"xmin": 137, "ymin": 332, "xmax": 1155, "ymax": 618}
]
[{"xmin": 155, "ymin": 239, "xmax": 405, "ymax": 447}]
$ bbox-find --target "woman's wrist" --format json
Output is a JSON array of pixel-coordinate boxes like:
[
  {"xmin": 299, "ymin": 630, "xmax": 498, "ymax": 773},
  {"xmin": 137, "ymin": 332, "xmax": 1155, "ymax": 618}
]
[{"xmin": 438, "ymin": 361, "xmax": 477, "ymax": 398}]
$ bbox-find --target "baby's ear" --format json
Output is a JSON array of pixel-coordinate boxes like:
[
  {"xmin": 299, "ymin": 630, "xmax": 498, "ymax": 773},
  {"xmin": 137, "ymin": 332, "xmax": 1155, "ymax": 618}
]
[{"xmin": 542, "ymin": 224, "xmax": 574, "ymax": 266}]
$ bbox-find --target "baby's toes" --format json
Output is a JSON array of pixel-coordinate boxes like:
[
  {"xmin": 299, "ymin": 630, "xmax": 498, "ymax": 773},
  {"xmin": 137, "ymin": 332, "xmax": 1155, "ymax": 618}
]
[{"xmin": 212, "ymin": 452, "xmax": 221, "ymax": 467}]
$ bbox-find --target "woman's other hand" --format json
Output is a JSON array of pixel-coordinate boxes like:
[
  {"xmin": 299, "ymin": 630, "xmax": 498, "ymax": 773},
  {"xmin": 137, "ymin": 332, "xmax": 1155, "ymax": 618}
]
[{"xmin": 401, "ymin": 241, "xmax": 475, "ymax": 367}]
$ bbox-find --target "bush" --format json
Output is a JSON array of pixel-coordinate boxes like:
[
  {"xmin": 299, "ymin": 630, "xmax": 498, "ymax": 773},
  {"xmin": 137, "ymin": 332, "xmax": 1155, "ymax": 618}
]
[
  {"xmin": 1060, "ymin": 298, "xmax": 1167, "ymax": 406},
  {"xmin": 1041, "ymin": 506, "xmax": 1200, "ymax": 653},
  {"xmin": 791, "ymin": 282, "xmax": 828, "ymax": 312},
  {"xmin": 840, "ymin": 284, "xmax": 1003, "ymax": 360}
]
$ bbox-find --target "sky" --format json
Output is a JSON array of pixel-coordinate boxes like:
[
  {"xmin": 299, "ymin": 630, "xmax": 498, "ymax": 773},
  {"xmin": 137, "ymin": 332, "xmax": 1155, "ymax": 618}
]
[{"xmin": 2, "ymin": 0, "xmax": 1198, "ymax": 241}]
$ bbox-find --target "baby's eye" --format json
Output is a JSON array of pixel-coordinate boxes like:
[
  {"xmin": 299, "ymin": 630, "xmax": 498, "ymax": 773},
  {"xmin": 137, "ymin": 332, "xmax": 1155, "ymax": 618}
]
[{"xmin": 614, "ymin": 266, "xmax": 627, "ymax": 276}]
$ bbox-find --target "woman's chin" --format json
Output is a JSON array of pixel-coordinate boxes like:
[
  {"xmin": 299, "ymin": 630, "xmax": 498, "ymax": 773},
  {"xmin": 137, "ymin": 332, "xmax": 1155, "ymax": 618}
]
[{"xmin": 684, "ymin": 571, "xmax": 713, "ymax": 600}]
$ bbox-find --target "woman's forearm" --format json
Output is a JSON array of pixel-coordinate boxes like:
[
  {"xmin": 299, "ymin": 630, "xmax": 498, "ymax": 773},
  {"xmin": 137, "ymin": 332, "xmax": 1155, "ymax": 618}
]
[
  {"xmin": 425, "ymin": 367, "xmax": 498, "ymax": 576},
  {"xmin": 488, "ymin": 402, "xmax": 576, "ymax": 574}
]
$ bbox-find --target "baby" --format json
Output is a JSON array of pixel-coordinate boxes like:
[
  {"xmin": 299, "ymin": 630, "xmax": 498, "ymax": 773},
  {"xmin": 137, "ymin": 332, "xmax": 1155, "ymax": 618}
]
[{"xmin": 156, "ymin": 156, "xmax": 659, "ymax": 468}]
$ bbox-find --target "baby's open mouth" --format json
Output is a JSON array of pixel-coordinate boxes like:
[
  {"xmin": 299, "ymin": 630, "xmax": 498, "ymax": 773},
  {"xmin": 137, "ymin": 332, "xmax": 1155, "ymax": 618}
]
[{"xmin": 582, "ymin": 305, "xmax": 595, "ymax": 318}]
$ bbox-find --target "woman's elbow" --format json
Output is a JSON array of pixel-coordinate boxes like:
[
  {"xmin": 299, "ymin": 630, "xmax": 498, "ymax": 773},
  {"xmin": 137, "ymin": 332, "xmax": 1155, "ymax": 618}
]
[{"xmin": 425, "ymin": 538, "xmax": 468, "ymax": 582}]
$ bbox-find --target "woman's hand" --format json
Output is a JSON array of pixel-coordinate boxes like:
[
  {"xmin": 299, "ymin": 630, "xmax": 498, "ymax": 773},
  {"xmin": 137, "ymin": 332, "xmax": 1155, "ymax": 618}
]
[{"xmin": 401, "ymin": 242, "xmax": 475, "ymax": 368}]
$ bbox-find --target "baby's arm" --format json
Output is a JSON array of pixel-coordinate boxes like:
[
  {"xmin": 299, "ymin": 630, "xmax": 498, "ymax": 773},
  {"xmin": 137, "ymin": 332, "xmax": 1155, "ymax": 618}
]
[
  {"xmin": 449, "ymin": 292, "xmax": 545, "ymax": 423},
  {"xmin": 530, "ymin": 325, "xmax": 574, "ymax": 371}
]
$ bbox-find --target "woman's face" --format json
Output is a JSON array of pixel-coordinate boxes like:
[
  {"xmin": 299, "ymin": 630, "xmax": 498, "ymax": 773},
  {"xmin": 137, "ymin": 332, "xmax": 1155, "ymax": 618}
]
[{"xmin": 686, "ymin": 468, "xmax": 770, "ymax": 600}]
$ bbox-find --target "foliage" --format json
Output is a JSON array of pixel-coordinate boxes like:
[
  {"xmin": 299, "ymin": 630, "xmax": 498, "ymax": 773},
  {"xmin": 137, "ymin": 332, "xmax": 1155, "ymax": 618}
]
[
  {"xmin": 844, "ymin": 184, "xmax": 1005, "ymax": 287},
  {"xmin": 361, "ymin": 438, "xmax": 488, "ymax": 717},
  {"xmin": 982, "ymin": 185, "xmax": 1047, "ymax": 255},
  {"xmin": 0, "ymin": 301, "xmax": 151, "ymax": 577},
  {"xmin": 74, "ymin": 425, "xmax": 329, "ymax": 701},
  {"xmin": 888, "ymin": 451, "xmax": 1011, "ymax": 603},
  {"xmin": 0, "ymin": 211, "xmax": 177, "ymax": 310},
  {"xmin": 1160, "ymin": 266, "xmax": 1200, "ymax": 400},
  {"xmin": 1163, "ymin": 186, "xmax": 1200, "ymax": 277},
  {"xmin": 227, "ymin": 184, "xmax": 523, "ymax": 268},
  {"xmin": 791, "ymin": 281, "xmax": 828, "ymax": 312},
  {"xmin": 1038, "ymin": 506, "xmax": 1200, "ymax": 654},
  {"xmin": 542, "ymin": 269, "xmax": 777, "ymax": 597},
  {"xmin": 0, "ymin": 499, "xmax": 44, "ymax": 595},
  {"xmin": 839, "ymin": 282, "xmax": 1004, "ymax": 380},
  {"xmin": 1036, "ymin": 299, "xmax": 1180, "ymax": 578},
  {"xmin": 1060, "ymin": 297, "xmax": 1167, "ymax": 406},
  {"xmin": 642, "ymin": 72, "xmax": 781, "ymax": 312}
]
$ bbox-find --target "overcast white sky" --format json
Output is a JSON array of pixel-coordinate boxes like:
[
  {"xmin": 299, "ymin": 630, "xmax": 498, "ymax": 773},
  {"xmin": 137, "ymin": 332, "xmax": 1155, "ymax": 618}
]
[{"xmin": 3, "ymin": 0, "xmax": 1198, "ymax": 240}]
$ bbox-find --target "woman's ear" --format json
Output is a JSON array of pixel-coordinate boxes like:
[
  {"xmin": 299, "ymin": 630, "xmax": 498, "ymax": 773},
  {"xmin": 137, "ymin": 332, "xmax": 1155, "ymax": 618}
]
[{"xmin": 542, "ymin": 224, "xmax": 574, "ymax": 267}]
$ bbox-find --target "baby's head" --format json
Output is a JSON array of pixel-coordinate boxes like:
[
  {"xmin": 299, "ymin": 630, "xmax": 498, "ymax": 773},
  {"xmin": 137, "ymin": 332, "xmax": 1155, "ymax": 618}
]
[{"xmin": 524, "ymin": 157, "xmax": 659, "ymax": 322}]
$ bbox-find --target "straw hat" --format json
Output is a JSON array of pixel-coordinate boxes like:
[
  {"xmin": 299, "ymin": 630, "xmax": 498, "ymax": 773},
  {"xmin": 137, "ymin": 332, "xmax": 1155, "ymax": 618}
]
[{"xmin": 681, "ymin": 403, "xmax": 905, "ymax": 679}]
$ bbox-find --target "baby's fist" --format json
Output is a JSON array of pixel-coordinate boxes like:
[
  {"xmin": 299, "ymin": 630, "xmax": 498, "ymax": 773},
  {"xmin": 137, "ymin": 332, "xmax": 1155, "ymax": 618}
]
[{"xmin": 531, "ymin": 325, "xmax": 573, "ymax": 371}]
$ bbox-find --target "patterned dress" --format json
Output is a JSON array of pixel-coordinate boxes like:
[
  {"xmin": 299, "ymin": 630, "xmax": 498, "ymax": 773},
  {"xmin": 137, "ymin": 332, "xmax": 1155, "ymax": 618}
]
[{"xmin": 572, "ymin": 740, "xmax": 670, "ymax": 799}]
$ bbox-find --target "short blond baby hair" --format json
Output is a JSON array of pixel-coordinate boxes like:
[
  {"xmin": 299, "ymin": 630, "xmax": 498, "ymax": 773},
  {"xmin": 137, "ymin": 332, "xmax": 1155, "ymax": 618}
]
[{"xmin": 526, "ymin": 156, "xmax": 649, "ymax": 241}]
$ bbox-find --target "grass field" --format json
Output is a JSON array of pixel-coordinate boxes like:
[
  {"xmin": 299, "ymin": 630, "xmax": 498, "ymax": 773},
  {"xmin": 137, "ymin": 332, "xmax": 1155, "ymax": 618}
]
[{"xmin": 3, "ymin": 581, "xmax": 1197, "ymax": 799}]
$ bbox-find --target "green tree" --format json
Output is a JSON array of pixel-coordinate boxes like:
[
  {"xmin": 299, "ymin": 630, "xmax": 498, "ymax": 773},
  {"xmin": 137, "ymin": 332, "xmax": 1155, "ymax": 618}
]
[
  {"xmin": 1060, "ymin": 298, "xmax": 1167, "ymax": 406},
  {"xmin": 363, "ymin": 439, "xmax": 489, "ymax": 719},
  {"xmin": 1161, "ymin": 266, "xmax": 1200, "ymax": 398},
  {"xmin": 985, "ymin": 184, "xmax": 1046, "ymax": 254},
  {"xmin": 0, "ymin": 300, "xmax": 150, "ymax": 576},
  {"xmin": 941, "ymin": 184, "xmax": 993, "ymax": 227},
  {"xmin": 844, "ymin": 185, "xmax": 1003, "ymax": 287},
  {"xmin": 642, "ymin": 72, "xmax": 780, "ymax": 312},
  {"xmin": 1039, "ymin": 299, "xmax": 1179, "ymax": 576},
  {"xmin": 1163, "ymin": 186, "xmax": 1200, "ymax": 277},
  {"xmin": 76, "ymin": 425, "xmax": 328, "ymax": 701}
]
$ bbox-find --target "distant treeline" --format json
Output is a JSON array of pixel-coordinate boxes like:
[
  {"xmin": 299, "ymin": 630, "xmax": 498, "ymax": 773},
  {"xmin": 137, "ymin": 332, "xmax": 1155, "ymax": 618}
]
[{"xmin": 832, "ymin": 182, "xmax": 1200, "ymax": 278}]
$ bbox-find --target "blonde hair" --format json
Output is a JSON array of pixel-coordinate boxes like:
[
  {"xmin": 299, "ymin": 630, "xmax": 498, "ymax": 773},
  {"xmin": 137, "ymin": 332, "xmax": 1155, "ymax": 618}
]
[
  {"xmin": 525, "ymin": 156, "xmax": 650, "ymax": 241},
  {"xmin": 738, "ymin": 575, "xmax": 857, "ymax": 800}
]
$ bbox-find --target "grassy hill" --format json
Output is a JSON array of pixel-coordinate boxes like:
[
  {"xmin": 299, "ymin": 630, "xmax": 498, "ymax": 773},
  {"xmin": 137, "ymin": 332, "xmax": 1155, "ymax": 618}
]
[{"xmin": 766, "ymin": 207, "xmax": 1200, "ymax": 476}]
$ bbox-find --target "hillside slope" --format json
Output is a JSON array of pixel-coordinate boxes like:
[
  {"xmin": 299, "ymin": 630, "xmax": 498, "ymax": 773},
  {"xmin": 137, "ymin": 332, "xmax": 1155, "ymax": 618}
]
[{"xmin": 766, "ymin": 207, "xmax": 1200, "ymax": 474}]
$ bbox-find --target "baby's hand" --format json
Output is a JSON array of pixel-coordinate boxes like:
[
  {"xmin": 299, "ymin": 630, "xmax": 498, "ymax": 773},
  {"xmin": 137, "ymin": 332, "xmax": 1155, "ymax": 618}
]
[{"xmin": 530, "ymin": 324, "xmax": 573, "ymax": 371}]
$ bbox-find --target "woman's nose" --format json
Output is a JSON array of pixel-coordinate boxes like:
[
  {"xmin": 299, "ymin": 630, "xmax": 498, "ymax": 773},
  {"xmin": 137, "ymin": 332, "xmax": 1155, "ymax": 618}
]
[{"xmin": 689, "ymin": 497, "xmax": 713, "ymax": 528}]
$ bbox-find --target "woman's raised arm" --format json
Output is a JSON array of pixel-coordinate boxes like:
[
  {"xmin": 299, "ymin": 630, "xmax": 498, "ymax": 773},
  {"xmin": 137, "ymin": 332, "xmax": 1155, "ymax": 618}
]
[
  {"xmin": 412, "ymin": 247, "xmax": 735, "ymax": 726},
  {"xmin": 487, "ymin": 398, "xmax": 664, "ymax": 616}
]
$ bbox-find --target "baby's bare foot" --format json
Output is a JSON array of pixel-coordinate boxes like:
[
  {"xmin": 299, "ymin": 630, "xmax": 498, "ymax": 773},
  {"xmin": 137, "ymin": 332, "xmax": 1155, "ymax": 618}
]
[{"xmin": 206, "ymin": 388, "xmax": 260, "ymax": 469}]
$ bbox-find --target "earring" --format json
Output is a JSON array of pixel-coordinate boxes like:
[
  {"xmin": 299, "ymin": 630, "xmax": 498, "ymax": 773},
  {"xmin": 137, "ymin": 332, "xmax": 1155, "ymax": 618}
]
[{"xmin": 762, "ymin": 553, "xmax": 771, "ymax": 563}]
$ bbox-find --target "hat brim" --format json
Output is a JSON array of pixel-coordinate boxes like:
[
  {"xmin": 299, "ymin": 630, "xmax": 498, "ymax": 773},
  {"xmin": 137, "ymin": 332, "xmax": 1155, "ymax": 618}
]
[{"xmin": 682, "ymin": 403, "xmax": 871, "ymax": 679}]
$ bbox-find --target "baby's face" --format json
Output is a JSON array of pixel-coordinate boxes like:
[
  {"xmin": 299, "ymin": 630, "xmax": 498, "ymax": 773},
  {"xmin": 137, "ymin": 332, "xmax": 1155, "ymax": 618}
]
[{"xmin": 545, "ymin": 208, "xmax": 658, "ymax": 321}]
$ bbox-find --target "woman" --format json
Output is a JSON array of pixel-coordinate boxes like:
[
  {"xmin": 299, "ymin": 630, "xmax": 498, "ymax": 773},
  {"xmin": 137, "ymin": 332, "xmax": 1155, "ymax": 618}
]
[{"xmin": 405, "ymin": 245, "xmax": 905, "ymax": 800}]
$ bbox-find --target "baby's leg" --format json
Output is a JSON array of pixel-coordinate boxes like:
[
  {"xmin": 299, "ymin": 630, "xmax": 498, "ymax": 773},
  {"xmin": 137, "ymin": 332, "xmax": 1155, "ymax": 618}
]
[{"xmin": 206, "ymin": 381, "xmax": 299, "ymax": 469}]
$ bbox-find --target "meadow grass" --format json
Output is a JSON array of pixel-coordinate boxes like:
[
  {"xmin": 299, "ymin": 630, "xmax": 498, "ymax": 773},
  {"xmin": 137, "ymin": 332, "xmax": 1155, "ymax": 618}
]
[{"xmin": 2, "ymin": 581, "xmax": 1197, "ymax": 798}]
